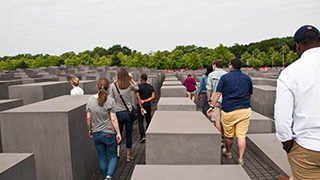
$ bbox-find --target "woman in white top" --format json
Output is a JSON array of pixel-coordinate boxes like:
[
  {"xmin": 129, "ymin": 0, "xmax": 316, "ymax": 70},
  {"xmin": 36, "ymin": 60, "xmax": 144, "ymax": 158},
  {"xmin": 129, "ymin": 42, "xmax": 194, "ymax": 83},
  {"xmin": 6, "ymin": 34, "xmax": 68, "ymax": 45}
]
[{"xmin": 70, "ymin": 77, "xmax": 84, "ymax": 95}]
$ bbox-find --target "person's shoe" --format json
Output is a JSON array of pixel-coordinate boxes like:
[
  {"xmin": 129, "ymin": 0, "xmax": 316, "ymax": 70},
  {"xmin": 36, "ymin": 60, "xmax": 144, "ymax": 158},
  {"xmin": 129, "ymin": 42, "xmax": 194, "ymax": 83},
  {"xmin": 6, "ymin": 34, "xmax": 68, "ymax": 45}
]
[
  {"xmin": 139, "ymin": 137, "xmax": 146, "ymax": 143},
  {"xmin": 278, "ymin": 174, "xmax": 290, "ymax": 180},
  {"xmin": 222, "ymin": 148, "xmax": 232, "ymax": 159},
  {"xmin": 105, "ymin": 176, "xmax": 112, "ymax": 180},
  {"xmin": 238, "ymin": 159, "xmax": 244, "ymax": 166}
]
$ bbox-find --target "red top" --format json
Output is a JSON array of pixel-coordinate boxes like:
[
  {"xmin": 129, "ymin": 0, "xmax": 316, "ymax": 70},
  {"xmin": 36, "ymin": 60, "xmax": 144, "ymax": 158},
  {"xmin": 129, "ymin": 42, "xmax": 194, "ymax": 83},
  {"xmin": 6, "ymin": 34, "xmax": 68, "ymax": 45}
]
[{"xmin": 183, "ymin": 77, "xmax": 197, "ymax": 92}]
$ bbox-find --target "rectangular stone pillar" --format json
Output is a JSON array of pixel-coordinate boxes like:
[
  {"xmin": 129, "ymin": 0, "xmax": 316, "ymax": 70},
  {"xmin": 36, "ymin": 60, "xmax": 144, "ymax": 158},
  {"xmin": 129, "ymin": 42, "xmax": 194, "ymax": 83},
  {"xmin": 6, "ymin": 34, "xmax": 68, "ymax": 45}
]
[
  {"xmin": 157, "ymin": 97, "xmax": 196, "ymax": 111},
  {"xmin": 0, "ymin": 95, "xmax": 98, "ymax": 180},
  {"xmin": 251, "ymin": 85, "xmax": 276, "ymax": 118},
  {"xmin": 9, "ymin": 81, "xmax": 70, "ymax": 105},
  {"xmin": 0, "ymin": 153, "xmax": 36, "ymax": 180},
  {"xmin": 248, "ymin": 111, "xmax": 273, "ymax": 133},
  {"xmin": 146, "ymin": 111, "xmax": 220, "ymax": 165},
  {"xmin": 131, "ymin": 165, "xmax": 250, "ymax": 180},
  {"xmin": 160, "ymin": 86, "xmax": 186, "ymax": 97}
]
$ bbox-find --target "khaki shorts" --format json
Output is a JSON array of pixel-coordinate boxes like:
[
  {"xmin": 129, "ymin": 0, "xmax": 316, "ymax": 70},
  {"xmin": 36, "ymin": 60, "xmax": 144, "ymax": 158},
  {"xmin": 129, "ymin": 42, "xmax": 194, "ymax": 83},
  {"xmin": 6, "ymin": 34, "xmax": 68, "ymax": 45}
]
[
  {"xmin": 187, "ymin": 90, "xmax": 196, "ymax": 95},
  {"xmin": 287, "ymin": 141, "xmax": 320, "ymax": 180},
  {"xmin": 211, "ymin": 103, "xmax": 222, "ymax": 122},
  {"xmin": 221, "ymin": 108, "xmax": 251, "ymax": 138}
]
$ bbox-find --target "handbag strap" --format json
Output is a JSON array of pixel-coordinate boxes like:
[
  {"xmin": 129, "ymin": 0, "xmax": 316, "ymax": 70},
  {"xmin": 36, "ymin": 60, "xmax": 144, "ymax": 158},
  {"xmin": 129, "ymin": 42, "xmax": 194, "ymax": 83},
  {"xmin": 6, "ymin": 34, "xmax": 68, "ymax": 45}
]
[{"xmin": 114, "ymin": 83, "xmax": 131, "ymax": 113}]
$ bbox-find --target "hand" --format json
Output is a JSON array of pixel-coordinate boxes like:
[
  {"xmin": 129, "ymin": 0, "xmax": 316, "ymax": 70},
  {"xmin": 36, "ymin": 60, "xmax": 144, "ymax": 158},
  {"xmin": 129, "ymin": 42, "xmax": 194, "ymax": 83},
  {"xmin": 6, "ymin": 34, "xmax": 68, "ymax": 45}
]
[
  {"xmin": 88, "ymin": 130, "xmax": 93, "ymax": 138},
  {"xmin": 140, "ymin": 108, "xmax": 146, "ymax": 114},
  {"xmin": 282, "ymin": 140, "xmax": 293, "ymax": 153},
  {"xmin": 208, "ymin": 101, "xmax": 211, "ymax": 106},
  {"xmin": 129, "ymin": 73, "xmax": 133, "ymax": 79},
  {"xmin": 197, "ymin": 95, "xmax": 201, "ymax": 100},
  {"xmin": 116, "ymin": 133, "xmax": 122, "ymax": 144},
  {"xmin": 140, "ymin": 100, "xmax": 145, "ymax": 104}
]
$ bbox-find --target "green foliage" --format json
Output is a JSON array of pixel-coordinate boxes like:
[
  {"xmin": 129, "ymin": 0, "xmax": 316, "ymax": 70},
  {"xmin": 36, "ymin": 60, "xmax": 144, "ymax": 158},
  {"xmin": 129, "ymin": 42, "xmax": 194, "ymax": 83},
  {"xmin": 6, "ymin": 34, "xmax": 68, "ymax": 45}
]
[
  {"xmin": 211, "ymin": 44, "xmax": 235, "ymax": 67},
  {"xmin": 0, "ymin": 36, "xmax": 299, "ymax": 70}
]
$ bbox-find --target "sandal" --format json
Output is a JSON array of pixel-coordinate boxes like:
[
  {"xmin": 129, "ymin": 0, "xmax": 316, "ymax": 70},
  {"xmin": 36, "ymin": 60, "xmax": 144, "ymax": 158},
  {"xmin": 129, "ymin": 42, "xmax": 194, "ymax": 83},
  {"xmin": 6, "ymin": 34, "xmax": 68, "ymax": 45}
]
[{"xmin": 126, "ymin": 156, "xmax": 134, "ymax": 163}]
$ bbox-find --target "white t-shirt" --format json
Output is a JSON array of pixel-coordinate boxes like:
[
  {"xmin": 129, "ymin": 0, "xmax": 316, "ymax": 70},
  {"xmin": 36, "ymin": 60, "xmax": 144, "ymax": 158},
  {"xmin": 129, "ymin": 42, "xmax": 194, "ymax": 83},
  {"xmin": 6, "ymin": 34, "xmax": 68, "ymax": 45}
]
[{"xmin": 70, "ymin": 87, "xmax": 84, "ymax": 95}]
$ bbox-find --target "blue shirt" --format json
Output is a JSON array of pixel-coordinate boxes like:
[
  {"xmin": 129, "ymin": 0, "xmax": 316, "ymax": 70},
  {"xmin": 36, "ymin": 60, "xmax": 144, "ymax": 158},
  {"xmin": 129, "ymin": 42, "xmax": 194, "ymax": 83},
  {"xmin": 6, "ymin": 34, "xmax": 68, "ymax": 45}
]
[
  {"xmin": 216, "ymin": 70, "xmax": 253, "ymax": 112},
  {"xmin": 198, "ymin": 75, "xmax": 208, "ymax": 95}
]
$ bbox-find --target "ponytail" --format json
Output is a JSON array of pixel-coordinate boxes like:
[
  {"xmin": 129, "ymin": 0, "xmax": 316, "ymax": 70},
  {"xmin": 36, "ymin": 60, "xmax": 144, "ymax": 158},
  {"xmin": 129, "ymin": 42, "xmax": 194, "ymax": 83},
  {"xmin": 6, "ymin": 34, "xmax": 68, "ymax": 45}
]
[
  {"xmin": 98, "ymin": 87, "xmax": 107, "ymax": 106},
  {"xmin": 96, "ymin": 78, "xmax": 109, "ymax": 107}
]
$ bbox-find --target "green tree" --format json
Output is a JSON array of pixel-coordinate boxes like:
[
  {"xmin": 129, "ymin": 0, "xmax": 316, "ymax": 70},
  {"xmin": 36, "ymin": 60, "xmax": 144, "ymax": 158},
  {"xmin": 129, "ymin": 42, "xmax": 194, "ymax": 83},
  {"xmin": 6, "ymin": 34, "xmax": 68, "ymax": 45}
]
[
  {"xmin": 78, "ymin": 54, "xmax": 94, "ymax": 65},
  {"xmin": 286, "ymin": 51, "xmax": 299, "ymax": 66},
  {"xmin": 185, "ymin": 52, "xmax": 202, "ymax": 69},
  {"xmin": 95, "ymin": 56, "xmax": 112, "ymax": 66},
  {"xmin": 241, "ymin": 51, "xmax": 251, "ymax": 67},
  {"xmin": 211, "ymin": 44, "xmax": 234, "ymax": 67},
  {"xmin": 65, "ymin": 56, "xmax": 79, "ymax": 66},
  {"xmin": 149, "ymin": 51, "xmax": 168, "ymax": 69},
  {"xmin": 32, "ymin": 56, "xmax": 59, "ymax": 68},
  {"xmin": 168, "ymin": 49, "xmax": 184, "ymax": 69},
  {"xmin": 273, "ymin": 52, "xmax": 283, "ymax": 66},
  {"xmin": 131, "ymin": 52, "xmax": 147, "ymax": 68}
]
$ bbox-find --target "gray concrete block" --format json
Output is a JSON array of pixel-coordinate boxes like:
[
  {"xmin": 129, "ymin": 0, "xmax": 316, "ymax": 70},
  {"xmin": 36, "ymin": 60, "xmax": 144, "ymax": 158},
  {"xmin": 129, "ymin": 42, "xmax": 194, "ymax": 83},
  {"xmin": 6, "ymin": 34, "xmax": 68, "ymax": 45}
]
[
  {"xmin": 160, "ymin": 86, "xmax": 186, "ymax": 97},
  {"xmin": 79, "ymin": 80, "xmax": 97, "ymax": 94},
  {"xmin": 0, "ymin": 153, "xmax": 36, "ymax": 180},
  {"xmin": 251, "ymin": 85, "xmax": 276, "ymax": 118},
  {"xmin": 162, "ymin": 81, "xmax": 182, "ymax": 86},
  {"xmin": 247, "ymin": 134, "xmax": 292, "ymax": 177},
  {"xmin": 21, "ymin": 77, "xmax": 59, "ymax": 84},
  {"xmin": 131, "ymin": 165, "xmax": 250, "ymax": 180},
  {"xmin": 0, "ymin": 95, "xmax": 98, "ymax": 180},
  {"xmin": 0, "ymin": 99, "xmax": 23, "ymax": 112},
  {"xmin": 157, "ymin": 97, "xmax": 196, "ymax": 111},
  {"xmin": 0, "ymin": 80, "xmax": 22, "ymax": 99},
  {"xmin": 9, "ymin": 81, "xmax": 71, "ymax": 105},
  {"xmin": 248, "ymin": 111, "xmax": 273, "ymax": 133},
  {"xmin": 251, "ymin": 77, "xmax": 277, "ymax": 87},
  {"xmin": 164, "ymin": 77, "xmax": 178, "ymax": 81},
  {"xmin": 146, "ymin": 111, "xmax": 220, "ymax": 165}
]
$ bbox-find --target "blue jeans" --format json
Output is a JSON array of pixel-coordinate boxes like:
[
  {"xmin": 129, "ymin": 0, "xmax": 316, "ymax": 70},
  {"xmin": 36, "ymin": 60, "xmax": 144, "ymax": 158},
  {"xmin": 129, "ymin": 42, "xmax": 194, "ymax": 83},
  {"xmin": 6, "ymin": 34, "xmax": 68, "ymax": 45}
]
[
  {"xmin": 93, "ymin": 131, "xmax": 118, "ymax": 179},
  {"xmin": 116, "ymin": 111, "xmax": 133, "ymax": 150},
  {"xmin": 201, "ymin": 93, "xmax": 209, "ymax": 115}
]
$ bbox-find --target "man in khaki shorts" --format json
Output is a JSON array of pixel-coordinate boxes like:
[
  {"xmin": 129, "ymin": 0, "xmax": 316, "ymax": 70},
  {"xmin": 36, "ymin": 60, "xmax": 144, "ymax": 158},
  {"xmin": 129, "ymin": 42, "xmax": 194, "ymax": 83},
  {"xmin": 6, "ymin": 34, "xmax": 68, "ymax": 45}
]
[
  {"xmin": 211, "ymin": 58, "xmax": 253, "ymax": 166},
  {"xmin": 206, "ymin": 59, "xmax": 227, "ymax": 148}
]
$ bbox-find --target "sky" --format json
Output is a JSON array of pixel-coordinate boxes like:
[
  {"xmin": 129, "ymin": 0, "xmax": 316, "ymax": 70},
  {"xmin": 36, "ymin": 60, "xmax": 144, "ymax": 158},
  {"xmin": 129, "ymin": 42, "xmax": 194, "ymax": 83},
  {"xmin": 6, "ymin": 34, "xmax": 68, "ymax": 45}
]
[{"xmin": 0, "ymin": 0, "xmax": 319, "ymax": 56}]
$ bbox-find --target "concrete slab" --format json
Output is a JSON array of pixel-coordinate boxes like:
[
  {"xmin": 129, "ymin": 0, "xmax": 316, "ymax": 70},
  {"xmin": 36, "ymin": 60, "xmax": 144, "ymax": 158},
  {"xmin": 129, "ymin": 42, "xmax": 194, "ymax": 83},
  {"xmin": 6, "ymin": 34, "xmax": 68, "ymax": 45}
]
[
  {"xmin": 0, "ymin": 80, "xmax": 22, "ymax": 99},
  {"xmin": 164, "ymin": 77, "xmax": 178, "ymax": 81},
  {"xmin": 146, "ymin": 111, "xmax": 220, "ymax": 165},
  {"xmin": 131, "ymin": 165, "xmax": 251, "ymax": 180},
  {"xmin": 247, "ymin": 134, "xmax": 292, "ymax": 177},
  {"xmin": 0, "ymin": 99, "xmax": 23, "ymax": 112},
  {"xmin": 162, "ymin": 81, "xmax": 182, "ymax": 86},
  {"xmin": 251, "ymin": 85, "xmax": 276, "ymax": 118},
  {"xmin": 79, "ymin": 80, "xmax": 97, "ymax": 94},
  {"xmin": 157, "ymin": 97, "xmax": 196, "ymax": 111},
  {"xmin": 248, "ymin": 111, "xmax": 273, "ymax": 133},
  {"xmin": 8, "ymin": 81, "xmax": 70, "ymax": 105},
  {"xmin": 251, "ymin": 77, "xmax": 277, "ymax": 87},
  {"xmin": 0, "ymin": 153, "xmax": 36, "ymax": 180},
  {"xmin": 0, "ymin": 95, "xmax": 98, "ymax": 180},
  {"xmin": 160, "ymin": 86, "xmax": 186, "ymax": 97}
]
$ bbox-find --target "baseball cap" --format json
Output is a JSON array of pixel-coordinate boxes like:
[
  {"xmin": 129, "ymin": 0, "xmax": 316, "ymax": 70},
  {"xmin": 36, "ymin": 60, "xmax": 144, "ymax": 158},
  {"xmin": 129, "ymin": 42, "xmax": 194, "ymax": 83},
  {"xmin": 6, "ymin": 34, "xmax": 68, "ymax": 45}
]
[{"xmin": 294, "ymin": 25, "xmax": 320, "ymax": 43}]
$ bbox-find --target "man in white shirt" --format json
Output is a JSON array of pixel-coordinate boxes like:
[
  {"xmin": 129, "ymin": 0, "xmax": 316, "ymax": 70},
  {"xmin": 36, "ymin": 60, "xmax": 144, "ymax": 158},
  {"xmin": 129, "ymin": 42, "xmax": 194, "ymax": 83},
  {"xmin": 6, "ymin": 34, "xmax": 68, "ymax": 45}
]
[{"xmin": 275, "ymin": 25, "xmax": 320, "ymax": 180}]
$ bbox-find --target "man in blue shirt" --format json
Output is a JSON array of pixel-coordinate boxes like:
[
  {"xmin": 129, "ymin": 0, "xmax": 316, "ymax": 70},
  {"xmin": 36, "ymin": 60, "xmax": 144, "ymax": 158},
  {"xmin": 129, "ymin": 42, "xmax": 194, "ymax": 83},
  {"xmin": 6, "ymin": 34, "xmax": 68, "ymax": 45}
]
[{"xmin": 210, "ymin": 58, "xmax": 253, "ymax": 166}]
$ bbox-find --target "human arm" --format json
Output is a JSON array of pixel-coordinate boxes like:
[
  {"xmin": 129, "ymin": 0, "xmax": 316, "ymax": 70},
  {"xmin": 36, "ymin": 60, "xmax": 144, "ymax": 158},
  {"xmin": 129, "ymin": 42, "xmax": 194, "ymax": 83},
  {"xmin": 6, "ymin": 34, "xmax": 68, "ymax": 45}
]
[
  {"xmin": 211, "ymin": 92, "xmax": 222, "ymax": 108},
  {"xmin": 141, "ymin": 92, "xmax": 155, "ymax": 104},
  {"xmin": 110, "ymin": 112, "xmax": 122, "ymax": 143},
  {"xmin": 136, "ymin": 92, "xmax": 145, "ymax": 114},
  {"xmin": 274, "ymin": 76, "xmax": 294, "ymax": 153},
  {"xmin": 198, "ymin": 76, "xmax": 204, "ymax": 97},
  {"xmin": 86, "ymin": 112, "xmax": 93, "ymax": 138}
]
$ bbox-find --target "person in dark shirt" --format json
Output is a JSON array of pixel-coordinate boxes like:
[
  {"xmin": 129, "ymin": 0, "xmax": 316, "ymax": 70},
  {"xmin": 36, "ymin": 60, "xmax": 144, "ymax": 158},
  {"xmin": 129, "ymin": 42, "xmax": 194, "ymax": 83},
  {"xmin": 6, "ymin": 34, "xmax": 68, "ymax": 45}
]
[
  {"xmin": 210, "ymin": 58, "xmax": 253, "ymax": 166},
  {"xmin": 136, "ymin": 74, "xmax": 155, "ymax": 143}
]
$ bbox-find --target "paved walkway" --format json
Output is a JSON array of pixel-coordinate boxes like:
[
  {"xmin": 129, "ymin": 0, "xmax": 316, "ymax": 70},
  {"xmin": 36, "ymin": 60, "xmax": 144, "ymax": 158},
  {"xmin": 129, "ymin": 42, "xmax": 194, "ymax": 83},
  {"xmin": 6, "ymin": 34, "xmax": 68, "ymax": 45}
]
[{"xmin": 90, "ymin": 98, "xmax": 281, "ymax": 180}]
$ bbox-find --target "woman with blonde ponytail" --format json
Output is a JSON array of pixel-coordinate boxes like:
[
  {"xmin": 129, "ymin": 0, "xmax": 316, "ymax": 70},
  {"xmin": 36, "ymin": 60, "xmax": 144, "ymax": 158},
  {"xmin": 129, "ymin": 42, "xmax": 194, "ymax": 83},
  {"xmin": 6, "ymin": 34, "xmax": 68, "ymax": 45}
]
[
  {"xmin": 86, "ymin": 78, "xmax": 121, "ymax": 180},
  {"xmin": 110, "ymin": 68, "xmax": 139, "ymax": 163}
]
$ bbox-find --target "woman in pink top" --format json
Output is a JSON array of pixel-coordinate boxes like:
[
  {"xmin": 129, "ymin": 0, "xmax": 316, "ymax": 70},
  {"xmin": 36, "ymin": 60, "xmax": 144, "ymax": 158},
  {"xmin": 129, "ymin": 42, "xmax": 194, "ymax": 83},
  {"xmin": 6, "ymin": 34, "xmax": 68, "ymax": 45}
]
[{"xmin": 183, "ymin": 73, "xmax": 197, "ymax": 102}]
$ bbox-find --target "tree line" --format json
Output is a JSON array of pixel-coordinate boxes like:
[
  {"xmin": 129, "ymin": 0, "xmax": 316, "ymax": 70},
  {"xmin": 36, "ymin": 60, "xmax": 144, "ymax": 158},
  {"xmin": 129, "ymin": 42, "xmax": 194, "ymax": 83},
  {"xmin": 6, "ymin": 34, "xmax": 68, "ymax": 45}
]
[{"xmin": 0, "ymin": 37, "xmax": 298, "ymax": 71}]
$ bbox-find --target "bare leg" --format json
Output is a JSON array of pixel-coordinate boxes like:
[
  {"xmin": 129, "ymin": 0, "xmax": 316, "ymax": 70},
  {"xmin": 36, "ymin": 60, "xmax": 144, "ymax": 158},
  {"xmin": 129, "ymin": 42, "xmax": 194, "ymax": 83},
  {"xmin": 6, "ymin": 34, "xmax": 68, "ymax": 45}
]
[
  {"xmin": 238, "ymin": 137, "xmax": 246, "ymax": 161},
  {"xmin": 225, "ymin": 137, "xmax": 233, "ymax": 153},
  {"xmin": 191, "ymin": 94, "xmax": 195, "ymax": 102}
]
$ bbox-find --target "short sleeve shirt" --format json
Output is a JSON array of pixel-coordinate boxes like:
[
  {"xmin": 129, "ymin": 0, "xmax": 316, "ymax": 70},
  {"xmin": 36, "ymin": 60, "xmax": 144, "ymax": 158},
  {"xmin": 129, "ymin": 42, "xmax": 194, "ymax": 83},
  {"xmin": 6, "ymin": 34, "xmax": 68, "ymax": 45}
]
[
  {"xmin": 137, "ymin": 83, "xmax": 155, "ymax": 108},
  {"xmin": 216, "ymin": 70, "xmax": 253, "ymax": 112},
  {"xmin": 86, "ymin": 95, "xmax": 116, "ymax": 133}
]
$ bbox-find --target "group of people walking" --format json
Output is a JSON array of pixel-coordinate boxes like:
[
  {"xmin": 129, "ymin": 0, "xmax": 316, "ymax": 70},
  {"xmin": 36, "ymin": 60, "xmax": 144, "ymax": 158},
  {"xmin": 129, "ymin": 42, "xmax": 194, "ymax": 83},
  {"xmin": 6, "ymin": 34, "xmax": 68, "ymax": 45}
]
[
  {"xmin": 85, "ymin": 68, "xmax": 154, "ymax": 180},
  {"xmin": 80, "ymin": 24, "xmax": 320, "ymax": 180}
]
